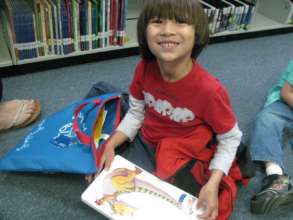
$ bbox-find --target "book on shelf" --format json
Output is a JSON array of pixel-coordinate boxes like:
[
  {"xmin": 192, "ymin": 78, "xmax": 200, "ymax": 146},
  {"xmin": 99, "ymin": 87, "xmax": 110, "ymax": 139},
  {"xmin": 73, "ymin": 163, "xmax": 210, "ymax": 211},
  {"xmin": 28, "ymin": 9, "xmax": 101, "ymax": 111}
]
[
  {"xmin": 81, "ymin": 155, "xmax": 203, "ymax": 220},
  {"xmin": 0, "ymin": 9, "xmax": 17, "ymax": 64},
  {"xmin": 47, "ymin": 0, "xmax": 62, "ymax": 55},
  {"xmin": 44, "ymin": 0, "xmax": 55, "ymax": 55},
  {"xmin": 106, "ymin": 0, "xmax": 111, "ymax": 47},
  {"xmin": 2, "ymin": 0, "xmax": 38, "ymax": 63},
  {"xmin": 54, "ymin": 0, "xmax": 65, "ymax": 55},
  {"xmin": 99, "ymin": 0, "xmax": 106, "ymax": 48},
  {"xmin": 79, "ymin": 0, "xmax": 89, "ymax": 51},
  {"xmin": 205, "ymin": 0, "xmax": 231, "ymax": 33},
  {"xmin": 117, "ymin": 0, "xmax": 127, "ymax": 46},
  {"xmin": 91, "ymin": 0, "xmax": 99, "ymax": 49},
  {"xmin": 239, "ymin": 0, "xmax": 257, "ymax": 29},
  {"xmin": 232, "ymin": 0, "xmax": 250, "ymax": 30},
  {"xmin": 200, "ymin": 0, "xmax": 219, "ymax": 34},
  {"xmin": 222, "ymin": 0, "xmax": 243, "ymax": 31},
  {"xmin": 72, "ymin": 0, "xmax": 80, "ymax": 52}
]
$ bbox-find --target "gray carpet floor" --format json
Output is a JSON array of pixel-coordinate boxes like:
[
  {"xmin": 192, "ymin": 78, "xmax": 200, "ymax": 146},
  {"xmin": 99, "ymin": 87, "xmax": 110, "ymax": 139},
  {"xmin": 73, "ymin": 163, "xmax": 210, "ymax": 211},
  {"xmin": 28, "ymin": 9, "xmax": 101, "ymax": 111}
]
[{"xmin": 1, "ymin": 32, "xmax": 293, "ymax": 219}]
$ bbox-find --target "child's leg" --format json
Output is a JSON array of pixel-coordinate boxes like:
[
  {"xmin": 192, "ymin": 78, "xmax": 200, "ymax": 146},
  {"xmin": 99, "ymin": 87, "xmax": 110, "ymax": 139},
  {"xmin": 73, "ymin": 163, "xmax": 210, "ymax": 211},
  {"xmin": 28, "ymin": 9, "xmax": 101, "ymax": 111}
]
[
  {"xmin": 250, "ymin": 101, "xmax": 293, "ymax": 214},
  {"xmin": 117, "ymin": 132, "xmax": 155, "ymax": 173},
  {"xmin": 250, "ymin": 101, "xmax": 293, "ymax": 171}
]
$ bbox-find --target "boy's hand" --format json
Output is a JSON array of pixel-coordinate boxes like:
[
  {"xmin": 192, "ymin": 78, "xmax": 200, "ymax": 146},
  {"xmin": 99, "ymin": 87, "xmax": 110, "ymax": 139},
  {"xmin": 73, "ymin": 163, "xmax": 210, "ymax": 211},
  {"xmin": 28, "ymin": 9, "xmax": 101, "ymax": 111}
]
[
  {"xmin": 85, "ymin": 143, "xmax": 115, "ymax": 184},
  {"xmin": 196, "ymin": 182, "xmax": 219, "ymax": 220},
  {"xmin": 99, "ymin": 143, "xmax": 116, "ymax": 171},
  {"xmin": 197, "ymin": 169, "xmax": 223, "ymax": 220}
]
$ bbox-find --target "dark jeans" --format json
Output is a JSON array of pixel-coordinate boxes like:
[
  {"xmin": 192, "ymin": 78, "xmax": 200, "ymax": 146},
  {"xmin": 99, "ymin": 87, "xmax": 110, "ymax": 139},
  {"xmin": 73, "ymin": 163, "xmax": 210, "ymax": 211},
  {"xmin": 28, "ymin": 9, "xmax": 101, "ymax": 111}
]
[{"xmin": 116, "ymin": 133, "xmax": 156, "ymax": 173}]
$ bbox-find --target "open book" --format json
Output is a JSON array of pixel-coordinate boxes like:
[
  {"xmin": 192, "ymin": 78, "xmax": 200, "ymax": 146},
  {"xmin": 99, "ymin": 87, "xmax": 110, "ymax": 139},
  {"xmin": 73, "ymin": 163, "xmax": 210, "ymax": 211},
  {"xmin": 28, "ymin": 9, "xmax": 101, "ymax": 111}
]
[{"xmin": 81, "ymin": 155, "xmax": 202, "ymax": 220}]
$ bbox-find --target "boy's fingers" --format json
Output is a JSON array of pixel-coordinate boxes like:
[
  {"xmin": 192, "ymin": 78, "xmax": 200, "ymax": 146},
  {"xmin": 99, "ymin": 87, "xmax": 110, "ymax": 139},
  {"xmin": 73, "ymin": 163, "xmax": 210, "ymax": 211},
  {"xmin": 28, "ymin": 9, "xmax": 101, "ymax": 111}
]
[
  {"xmin": 198, "ymin": 210, "xmax": 212, "ymax": 219},
  {"xmin": 210, "ymin": 209, "xmax": 218, "ymax": 220},
  {"xmin": 99, "ymin": 155, "xmax": 106, "ymax": 170},
  {"xmin": 104, "ymin": 158, "xmax": 111, "ymax": 171},
  {"xmin": 85, "ymin": 174, "xmax": 93, "ymax": 184},
  {"xmin": 196, "ymin": 198, "xmax": 206, "ymax": 209}
]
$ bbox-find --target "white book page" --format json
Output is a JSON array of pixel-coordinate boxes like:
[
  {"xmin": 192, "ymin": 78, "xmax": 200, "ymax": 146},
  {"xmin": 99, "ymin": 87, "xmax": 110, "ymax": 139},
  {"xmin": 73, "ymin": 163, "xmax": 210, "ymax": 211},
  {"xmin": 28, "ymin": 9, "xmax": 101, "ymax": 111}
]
[{"xmin": 81, "ymin": 155, "xmax": 203, "ymax": 220}]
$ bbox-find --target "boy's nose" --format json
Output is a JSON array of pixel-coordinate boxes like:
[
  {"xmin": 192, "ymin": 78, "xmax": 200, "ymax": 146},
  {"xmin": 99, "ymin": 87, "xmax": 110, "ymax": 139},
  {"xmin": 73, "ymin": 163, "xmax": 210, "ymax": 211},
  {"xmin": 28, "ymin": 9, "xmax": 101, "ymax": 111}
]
[{"xmin": 161, "ymin": 20, "xmax": 176, "ymax": 35}]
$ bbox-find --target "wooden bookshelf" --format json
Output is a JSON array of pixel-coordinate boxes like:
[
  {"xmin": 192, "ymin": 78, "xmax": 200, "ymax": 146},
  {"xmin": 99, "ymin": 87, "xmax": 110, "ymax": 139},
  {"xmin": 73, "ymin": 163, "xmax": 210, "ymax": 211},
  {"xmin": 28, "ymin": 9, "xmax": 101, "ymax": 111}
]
[{"xmin": 0, "ymin": 0, "xmax": 293, "ymax": 75}]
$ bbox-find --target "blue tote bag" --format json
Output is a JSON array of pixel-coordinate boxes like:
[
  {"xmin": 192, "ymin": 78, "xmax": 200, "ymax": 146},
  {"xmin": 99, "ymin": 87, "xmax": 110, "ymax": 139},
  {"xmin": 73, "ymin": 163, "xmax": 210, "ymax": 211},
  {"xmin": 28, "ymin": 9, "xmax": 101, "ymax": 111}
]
[{"xmin": 0, "ymin": 92, "xmax": 121, "ymax": 174}]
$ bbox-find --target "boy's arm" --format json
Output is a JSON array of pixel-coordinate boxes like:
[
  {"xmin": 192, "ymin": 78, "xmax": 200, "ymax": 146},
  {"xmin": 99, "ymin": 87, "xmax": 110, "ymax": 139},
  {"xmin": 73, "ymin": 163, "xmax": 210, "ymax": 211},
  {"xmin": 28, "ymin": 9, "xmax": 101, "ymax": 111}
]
[
  {"xmin": 209, "ymin": 123, "xmax": 242, "ymax": 175},
  {"xmin": 116, "ymin": 95, "xmax": 145, "ymax": 141},
  {"xmin": 98, "ymin": 95, "xmax": 145, "ymax": 171},
  {"xmin": 281, "ymin": 82, "xmax": 293, "ymax": 108},
  {"xmin": 197, "ymin": 124, "xmax": 241, "ymax": 219}
]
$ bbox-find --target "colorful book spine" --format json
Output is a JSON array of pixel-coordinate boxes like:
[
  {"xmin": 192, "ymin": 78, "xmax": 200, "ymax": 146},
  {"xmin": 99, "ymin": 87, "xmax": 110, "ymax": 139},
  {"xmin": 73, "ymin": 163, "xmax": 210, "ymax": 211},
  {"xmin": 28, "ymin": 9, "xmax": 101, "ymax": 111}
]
[
  {"xmin": 4, "ymin": 0, "xmax": 39, "ymax": 62},
  {"xmin": 79, "ymin": 0, "xmax": 89, "ymax": 51},
  {"xmin": 91, "ymin": 0, "xmax": 98, "ymax": 49}
]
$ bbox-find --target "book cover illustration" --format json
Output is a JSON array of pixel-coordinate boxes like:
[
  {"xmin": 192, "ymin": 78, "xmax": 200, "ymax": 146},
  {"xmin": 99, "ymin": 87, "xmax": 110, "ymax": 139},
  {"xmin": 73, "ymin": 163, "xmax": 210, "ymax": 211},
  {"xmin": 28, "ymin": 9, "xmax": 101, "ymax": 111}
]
[{"xmin": 81, "ymin": 155, "xmax": 202, "ymax": 220}]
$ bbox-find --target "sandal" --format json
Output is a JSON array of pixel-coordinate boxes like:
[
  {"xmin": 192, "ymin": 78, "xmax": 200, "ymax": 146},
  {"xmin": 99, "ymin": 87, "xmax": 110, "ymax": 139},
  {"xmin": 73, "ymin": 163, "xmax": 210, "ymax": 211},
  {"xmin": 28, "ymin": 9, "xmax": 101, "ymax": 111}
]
[{"xmin": 251, "ymin": 174, "xmax": 293, "ymax": 214}]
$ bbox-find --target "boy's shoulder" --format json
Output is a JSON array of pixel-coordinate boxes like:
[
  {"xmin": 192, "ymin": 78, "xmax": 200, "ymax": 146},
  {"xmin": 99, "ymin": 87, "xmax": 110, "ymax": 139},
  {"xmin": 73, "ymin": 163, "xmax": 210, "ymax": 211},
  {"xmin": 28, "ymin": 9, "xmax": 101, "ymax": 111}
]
[{"xmin": 194, "ymin": 62, "xmax": 223, "ymax": 87}]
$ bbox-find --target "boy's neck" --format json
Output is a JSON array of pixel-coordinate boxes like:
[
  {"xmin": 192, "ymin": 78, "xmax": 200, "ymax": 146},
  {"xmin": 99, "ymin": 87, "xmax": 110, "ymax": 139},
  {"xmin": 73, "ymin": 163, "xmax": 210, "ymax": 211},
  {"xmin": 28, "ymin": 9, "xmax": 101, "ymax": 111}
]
[{"xmin": 157, "ymin": 58, "xmax": 193, "ymax": 82}]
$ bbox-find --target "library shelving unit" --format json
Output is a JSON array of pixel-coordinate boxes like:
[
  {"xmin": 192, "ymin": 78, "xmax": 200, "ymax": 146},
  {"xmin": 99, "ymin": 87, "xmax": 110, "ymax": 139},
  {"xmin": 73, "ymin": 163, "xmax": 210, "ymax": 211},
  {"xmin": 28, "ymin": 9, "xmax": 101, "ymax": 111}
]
[{"xmin": 0, "ymin": 0, "xmax": 293, "ymax": 77}]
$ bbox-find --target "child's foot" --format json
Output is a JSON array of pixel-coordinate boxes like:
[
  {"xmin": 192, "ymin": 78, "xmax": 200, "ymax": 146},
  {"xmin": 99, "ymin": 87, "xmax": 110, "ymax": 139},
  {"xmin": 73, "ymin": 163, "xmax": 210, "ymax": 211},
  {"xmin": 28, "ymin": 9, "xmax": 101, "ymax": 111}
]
[
  {"xmin": 0, "ymin": 99, "xmax": 41, "ymax": 131},
  {"xmin": 251, "ymin": 174, "xmax": 293, "ymax": 214}
]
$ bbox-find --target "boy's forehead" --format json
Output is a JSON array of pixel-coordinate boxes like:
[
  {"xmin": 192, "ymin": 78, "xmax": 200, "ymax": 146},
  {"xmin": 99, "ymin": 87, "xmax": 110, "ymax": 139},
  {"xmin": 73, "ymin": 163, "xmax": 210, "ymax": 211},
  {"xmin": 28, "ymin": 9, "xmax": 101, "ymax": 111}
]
[{"xmin": 146, "ymin": 5, "xmax": 190, "ymax": 19}]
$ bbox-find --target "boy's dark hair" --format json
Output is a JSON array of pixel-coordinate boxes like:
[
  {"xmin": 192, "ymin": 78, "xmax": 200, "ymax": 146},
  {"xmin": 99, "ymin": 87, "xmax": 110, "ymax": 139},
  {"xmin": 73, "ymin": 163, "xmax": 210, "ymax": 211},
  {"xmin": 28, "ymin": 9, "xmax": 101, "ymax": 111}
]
[{"xmin": 137, "ymin": 0, "xmax": 209, "ymax": 60}]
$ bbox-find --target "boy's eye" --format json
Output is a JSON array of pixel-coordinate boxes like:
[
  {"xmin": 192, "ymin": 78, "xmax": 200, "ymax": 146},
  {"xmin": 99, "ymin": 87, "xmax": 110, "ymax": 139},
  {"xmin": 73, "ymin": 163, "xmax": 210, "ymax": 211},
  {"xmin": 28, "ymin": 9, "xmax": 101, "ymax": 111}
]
[
  {"xmin": 150, "ymin": 18, "xmax": 163, "ymax": 24},
  {"xmin": 175, "ymin": 17, "xmax": 188, "ymax": 24}
]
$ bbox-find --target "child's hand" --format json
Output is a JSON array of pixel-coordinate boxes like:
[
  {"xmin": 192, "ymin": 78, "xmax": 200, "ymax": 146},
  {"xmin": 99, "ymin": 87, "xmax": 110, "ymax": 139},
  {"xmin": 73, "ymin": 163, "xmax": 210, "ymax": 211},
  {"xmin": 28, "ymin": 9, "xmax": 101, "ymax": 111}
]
[
  {"xmin": 85, "ymin": 143, "xmax": 116, "ymax": 185},
  {"xmin": 85, "ymin": 173, "xmax": 98, "ymax": 185},
  {"xmin": 196, "ymin": 181, "xmax": 219, "ymax": 220},
  {"xmin": 99, "ymin": 142, "xmax": 116, "ymax": 171}
]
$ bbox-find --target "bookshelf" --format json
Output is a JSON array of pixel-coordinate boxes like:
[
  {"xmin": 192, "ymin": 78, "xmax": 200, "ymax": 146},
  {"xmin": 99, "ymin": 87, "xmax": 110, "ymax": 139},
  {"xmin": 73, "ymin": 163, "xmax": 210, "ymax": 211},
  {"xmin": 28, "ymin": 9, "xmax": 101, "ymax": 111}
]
[{"xmin": 0, "ymin": 0, "xmax": 293, "ymax": 72}]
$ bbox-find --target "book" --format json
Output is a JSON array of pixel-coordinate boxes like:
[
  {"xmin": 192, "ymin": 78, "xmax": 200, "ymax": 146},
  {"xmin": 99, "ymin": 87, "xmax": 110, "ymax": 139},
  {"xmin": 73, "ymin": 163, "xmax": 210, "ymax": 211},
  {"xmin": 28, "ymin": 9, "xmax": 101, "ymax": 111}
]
[
  {"xmin": 91, "ymin": 0, "xmax": 99, "ymax": 49},
  {"xmin": 202, "ymin": 0, "xmax": 232, "ymax": 33},
  {"xmin": 0, "ymin": 9, "xmax": 17, "ymax": 64},
  {"xmin": 79, "ymin": 0, "xmax": 89, "ymax": 51},
  {"xmin": 218, "ymin": 0, "xmax": 245, "ymax": 30},
  {"xmin": 200, "ymin": 0, "xmax": 219, "ymax": 34},
  {"xmin": 3, "ymin": 0, "xmax": 38, "ymax": 62},
  {"xmin": 239, "ymin": 0, "xmax": 257, "ymax": 29},
  {"xmin": 81, "ymin": 155, "xmax": 203, "ymax": 220}
]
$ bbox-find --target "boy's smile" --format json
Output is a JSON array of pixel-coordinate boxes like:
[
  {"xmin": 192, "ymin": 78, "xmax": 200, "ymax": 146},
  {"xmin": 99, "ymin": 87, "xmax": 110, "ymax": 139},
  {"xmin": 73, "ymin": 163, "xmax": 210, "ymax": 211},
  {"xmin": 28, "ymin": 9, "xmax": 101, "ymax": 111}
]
[{"xmin": 158, "ymin": 41, "xmax": 179, "ymax": 51}]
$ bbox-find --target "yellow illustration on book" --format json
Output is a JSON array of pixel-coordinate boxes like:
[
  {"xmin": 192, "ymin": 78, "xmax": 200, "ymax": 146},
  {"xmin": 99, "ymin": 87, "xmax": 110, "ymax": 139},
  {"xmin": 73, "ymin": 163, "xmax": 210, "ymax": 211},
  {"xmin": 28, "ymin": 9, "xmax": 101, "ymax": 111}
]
[{"xmin": 95, "ymin": 166, "xmax": 195, "ymax": 216}]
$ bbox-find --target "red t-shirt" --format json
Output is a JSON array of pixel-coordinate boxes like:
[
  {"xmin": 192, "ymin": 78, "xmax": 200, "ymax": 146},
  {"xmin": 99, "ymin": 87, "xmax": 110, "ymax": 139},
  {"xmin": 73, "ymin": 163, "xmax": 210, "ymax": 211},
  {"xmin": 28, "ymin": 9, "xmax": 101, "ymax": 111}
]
[{"xmin": 129, "ymin": 60, "xmax": 236, "ymax": 146}]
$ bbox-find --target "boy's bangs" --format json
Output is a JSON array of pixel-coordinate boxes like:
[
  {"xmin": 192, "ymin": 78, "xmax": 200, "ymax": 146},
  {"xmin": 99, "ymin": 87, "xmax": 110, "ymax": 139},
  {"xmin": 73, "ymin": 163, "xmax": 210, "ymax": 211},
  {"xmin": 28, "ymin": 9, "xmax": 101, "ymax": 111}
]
[{"xmin": 145, "ymin": 0, "xmax": 194, "ymax": 24}]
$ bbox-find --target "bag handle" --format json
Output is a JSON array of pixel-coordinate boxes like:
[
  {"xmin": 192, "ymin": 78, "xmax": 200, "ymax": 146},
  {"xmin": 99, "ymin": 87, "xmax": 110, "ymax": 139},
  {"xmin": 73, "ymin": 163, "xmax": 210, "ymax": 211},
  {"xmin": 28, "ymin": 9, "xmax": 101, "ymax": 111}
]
[
  {"xmin": 93, "ymin": 97, "xmax": 121, "ymax": 168},
  {"xmin": 73, "ymin": 99, "xmax": 101, "ymax": 146}
]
